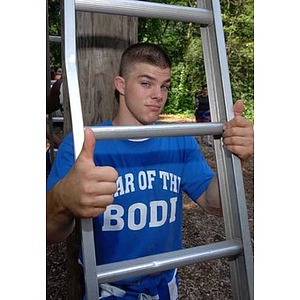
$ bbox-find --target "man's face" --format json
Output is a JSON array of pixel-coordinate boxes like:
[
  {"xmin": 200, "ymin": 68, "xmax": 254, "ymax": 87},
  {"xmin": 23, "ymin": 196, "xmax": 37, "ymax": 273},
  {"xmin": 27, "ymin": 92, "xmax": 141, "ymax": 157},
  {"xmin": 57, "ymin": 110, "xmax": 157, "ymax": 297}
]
[{"xmin": 119, "ymin": 63, "xmax": 171, "ymax": 125}]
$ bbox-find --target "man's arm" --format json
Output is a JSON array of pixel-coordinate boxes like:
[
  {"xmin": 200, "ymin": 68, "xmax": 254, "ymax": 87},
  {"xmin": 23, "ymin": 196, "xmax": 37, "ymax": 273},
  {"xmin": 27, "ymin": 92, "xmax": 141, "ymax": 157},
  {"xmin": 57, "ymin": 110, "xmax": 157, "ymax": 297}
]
[
  {"xmin": 196, "ymin": 100, "xmax": 254, "ymax": 216},
  {"xmin": 46, "ymin": 128, "xmax": 118, "ymax": 245},
  {"xmin": 46, "ymin": 180, "xmax": 76, "ymax": 245},
  {"xmin": 197, "ymin": 175, "xmax": 222, "ymax": 216}
]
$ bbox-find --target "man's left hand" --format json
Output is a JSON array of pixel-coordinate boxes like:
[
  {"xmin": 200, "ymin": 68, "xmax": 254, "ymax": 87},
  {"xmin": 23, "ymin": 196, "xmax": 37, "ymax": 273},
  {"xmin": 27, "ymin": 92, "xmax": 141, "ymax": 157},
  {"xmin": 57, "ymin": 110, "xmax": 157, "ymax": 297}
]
[{"xmin": 223, "ymin": 100, "xmax": 254, "ymax": 163}]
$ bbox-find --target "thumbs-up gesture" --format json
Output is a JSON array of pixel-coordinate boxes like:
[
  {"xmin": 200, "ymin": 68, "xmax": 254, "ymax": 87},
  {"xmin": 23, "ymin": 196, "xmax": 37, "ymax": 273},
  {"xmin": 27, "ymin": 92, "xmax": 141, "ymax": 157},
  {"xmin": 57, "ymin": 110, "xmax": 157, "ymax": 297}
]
[
  {"xmin": 223, "ymin": 100, "xmax": 254, "ymax": 163},
  {"xmin": 58, "ymin": 128, "xmax": 119, "ymax": 218}
]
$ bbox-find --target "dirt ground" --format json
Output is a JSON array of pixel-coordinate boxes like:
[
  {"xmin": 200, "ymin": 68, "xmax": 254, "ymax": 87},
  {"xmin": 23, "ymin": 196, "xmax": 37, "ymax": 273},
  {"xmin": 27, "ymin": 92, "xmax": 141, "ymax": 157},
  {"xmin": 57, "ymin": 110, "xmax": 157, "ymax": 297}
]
[{"xmin": 46, "ymin": 115, "xmax": 254, "ymax": 299}]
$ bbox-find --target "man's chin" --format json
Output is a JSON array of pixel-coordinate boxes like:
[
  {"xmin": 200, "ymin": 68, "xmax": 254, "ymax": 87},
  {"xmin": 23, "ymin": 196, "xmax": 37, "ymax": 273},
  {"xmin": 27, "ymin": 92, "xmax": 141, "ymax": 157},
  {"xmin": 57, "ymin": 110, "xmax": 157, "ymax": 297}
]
[{"xmin": 142, "ymin": 116, "xmax": 160, "ymax": 125}]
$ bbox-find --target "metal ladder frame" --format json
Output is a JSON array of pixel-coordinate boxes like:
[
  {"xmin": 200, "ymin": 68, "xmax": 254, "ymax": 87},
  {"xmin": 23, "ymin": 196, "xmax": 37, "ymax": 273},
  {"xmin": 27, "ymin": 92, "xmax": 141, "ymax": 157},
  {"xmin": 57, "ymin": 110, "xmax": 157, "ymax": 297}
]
[{"xmin": 63, "ymin": 0, "xmax": 254, "ymax": 299}]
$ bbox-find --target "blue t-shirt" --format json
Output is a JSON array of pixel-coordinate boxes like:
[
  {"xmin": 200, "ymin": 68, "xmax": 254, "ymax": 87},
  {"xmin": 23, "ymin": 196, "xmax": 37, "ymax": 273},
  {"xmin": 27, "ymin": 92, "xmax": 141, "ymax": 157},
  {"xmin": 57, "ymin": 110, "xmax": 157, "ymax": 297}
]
[{"xmin": 47, "ymin": 121, "xmax": 214, "ymax": 279}]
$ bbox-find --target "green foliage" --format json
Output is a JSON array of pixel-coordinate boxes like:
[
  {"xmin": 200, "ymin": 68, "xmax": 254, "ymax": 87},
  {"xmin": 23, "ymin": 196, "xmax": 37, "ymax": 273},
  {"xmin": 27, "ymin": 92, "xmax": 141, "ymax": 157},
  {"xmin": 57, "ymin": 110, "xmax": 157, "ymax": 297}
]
[
  {"xmin": 48, "ymin": 0, "xmax": 62, "ymax": 69},
  {"xmin": 221, "ymin": 0, "xmax": 254, "ymax": 121}
]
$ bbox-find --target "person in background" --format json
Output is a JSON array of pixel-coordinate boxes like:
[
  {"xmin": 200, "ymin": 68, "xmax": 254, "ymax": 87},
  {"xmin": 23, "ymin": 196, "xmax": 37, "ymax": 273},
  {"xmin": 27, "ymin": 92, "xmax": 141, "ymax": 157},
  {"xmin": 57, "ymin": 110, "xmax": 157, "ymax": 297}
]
[
  {"xmin": 53, "ymin": 67, "xmax": 62, "ymax": 81},
  {"xmin": 194, "ymin": 84, "xmax": 212, "ymax": 146},
  {"xmin": 46, "ymin": 77, "xmax": 64, "ymax": 177}
]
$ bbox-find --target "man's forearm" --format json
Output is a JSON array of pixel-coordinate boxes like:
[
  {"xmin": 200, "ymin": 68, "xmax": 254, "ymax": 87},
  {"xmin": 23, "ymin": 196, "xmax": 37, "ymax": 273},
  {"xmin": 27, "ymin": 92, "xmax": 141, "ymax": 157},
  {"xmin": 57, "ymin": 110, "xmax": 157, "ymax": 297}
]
[
  {"xmin": 46, "ymin": 181, "xmax": 75, "ymax": 245},
  {"xmin": 196, "ymin": 175, "xmax": 223, "ymax": 217}
]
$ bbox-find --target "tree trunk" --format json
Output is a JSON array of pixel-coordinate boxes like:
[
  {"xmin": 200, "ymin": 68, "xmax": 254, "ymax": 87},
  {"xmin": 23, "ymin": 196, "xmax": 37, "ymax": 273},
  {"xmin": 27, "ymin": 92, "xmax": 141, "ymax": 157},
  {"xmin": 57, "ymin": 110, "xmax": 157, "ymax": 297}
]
[
  {"xmin": 63, "ymin": 12, "xmax": 138, "ymax": 135},
  {"xmin": 61, "ymin": 9, "xmax": 137, "ymax": 299}
]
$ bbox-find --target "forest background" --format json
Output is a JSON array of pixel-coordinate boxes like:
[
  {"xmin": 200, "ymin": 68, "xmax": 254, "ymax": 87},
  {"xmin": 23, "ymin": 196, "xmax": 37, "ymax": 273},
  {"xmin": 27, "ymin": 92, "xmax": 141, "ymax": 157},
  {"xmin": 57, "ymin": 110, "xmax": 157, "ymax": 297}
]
[{"xmin": 48, "ymin": 0, "xmax": 254, "ymax": 122}]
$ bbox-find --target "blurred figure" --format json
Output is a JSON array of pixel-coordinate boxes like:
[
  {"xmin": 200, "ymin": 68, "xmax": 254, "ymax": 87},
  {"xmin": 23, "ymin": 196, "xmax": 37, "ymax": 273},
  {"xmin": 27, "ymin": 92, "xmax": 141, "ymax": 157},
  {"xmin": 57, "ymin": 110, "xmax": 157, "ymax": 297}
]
[
  {"xmin": 194, "ymin": 84, "xmax": 212, "ymax": 146},
  {"xmin": 53, "ymin": 67, "xmax": 62, "ymax": 80},
  {"xmin": 195, "ymin": 84, "xmax": 210, "ymax": 123}
]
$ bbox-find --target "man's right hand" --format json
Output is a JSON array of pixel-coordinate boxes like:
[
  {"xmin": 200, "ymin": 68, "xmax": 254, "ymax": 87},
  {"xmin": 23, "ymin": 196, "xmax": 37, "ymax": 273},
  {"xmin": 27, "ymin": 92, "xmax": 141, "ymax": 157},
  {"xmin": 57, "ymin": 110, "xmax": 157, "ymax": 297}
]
[{"xmin": 57, "ymin": 128, "xmax": 119, "ymax": 218}]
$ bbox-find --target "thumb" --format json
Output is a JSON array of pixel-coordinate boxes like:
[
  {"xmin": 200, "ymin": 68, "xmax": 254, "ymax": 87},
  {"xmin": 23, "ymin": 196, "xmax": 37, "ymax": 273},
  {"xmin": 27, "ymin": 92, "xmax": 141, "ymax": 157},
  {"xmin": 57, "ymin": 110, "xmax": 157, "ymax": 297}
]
[
  {"xmin": 233, "ymin": 99, "xmax": 244, "ymax": 117},
  {"xmin": 77, "ymin": 128, "xmax": 95, "ymax": 165}
]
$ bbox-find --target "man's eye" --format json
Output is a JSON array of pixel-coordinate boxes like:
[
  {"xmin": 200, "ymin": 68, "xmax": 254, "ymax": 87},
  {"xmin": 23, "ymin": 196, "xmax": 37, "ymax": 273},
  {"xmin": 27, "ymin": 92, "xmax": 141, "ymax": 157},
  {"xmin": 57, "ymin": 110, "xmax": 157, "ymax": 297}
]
[
  {"xmin": 161, "ymin": 85, "xmax": 170, "ymax": 91},
  {"xmin": 141, "ymin": 82, "xmax": 151, "ymax": 87}
]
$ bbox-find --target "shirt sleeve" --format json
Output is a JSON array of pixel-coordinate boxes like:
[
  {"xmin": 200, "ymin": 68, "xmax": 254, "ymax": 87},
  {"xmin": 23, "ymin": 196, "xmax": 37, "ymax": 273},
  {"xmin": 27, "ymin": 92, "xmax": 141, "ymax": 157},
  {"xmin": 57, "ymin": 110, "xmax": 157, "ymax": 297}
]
[
  {"xmin": 180, "ymin": 137, "xmax": 215, "ymax": 202},
  {"xmin": 46, "ymin": 133, "xmax": 76, "ymax": 192}
]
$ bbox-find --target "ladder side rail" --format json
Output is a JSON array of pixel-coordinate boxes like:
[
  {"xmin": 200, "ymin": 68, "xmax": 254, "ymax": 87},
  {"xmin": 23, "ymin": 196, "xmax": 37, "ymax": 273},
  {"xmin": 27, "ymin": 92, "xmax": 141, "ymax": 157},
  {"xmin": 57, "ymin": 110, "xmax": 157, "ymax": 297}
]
[
  {"xmin": 90, "ymin": 122, "xmax": 224, "ymax": 140},
  {"xmin": 75, "ymin": 0, "xmax": 213, "ymax": 25},
  {"xmin": 199, "ymin": 0, "xmax": 253, "ymax": 299},
  {"xmin": 211, "ymin": 0, "xmax": 254, "ymax": 296},
  {"xmin": 97, "ymin": 239, "xmax": 242, "ymax": 283},
  {"xmin": 207, "ymin": 1, "xmax": 254, "ymax": 293},
  {"xmin": 63, "ymin": 0, "xmax": 99, "ymax": 299},
  {"xmin": 198, "ymin": 0, "xmax": 238, "ymax": 243}
]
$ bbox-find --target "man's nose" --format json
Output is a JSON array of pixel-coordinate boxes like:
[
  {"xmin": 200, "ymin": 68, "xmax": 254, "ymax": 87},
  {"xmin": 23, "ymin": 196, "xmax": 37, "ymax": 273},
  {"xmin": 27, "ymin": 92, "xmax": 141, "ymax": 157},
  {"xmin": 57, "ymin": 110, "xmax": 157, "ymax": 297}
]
[{"xmin": 151, "ymin": 86, "xmax": 163, "ymax": 100}]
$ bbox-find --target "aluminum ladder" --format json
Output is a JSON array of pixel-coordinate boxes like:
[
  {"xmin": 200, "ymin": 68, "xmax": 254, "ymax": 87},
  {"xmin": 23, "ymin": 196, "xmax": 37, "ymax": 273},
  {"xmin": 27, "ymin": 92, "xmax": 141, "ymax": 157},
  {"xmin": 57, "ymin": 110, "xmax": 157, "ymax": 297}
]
[{"xmin": 63, "ymin": 0, "xmax": 254, "ymax": 299}]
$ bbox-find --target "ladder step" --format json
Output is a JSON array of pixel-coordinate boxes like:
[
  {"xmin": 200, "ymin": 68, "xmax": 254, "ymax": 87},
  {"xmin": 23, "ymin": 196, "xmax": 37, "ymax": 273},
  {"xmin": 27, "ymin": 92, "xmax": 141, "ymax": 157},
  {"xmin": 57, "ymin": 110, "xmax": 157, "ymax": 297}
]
[
  {"xmin": 52, "ymin": 116, "xmax": 64, "ymax": 123},
  {"xmin": 75, "ymin": 0, "xmax": 213, "ymax": 25},
  {"xmin": 89, "ymin": 123, "xmax": 224, "ymax": 140},
  {"xmin": 96, "ymin": 239, "xmax": 242, "ymax": 284},
  {"xmin": 49, "ymin": 35, "xmax": 61, "ymax": 43}
]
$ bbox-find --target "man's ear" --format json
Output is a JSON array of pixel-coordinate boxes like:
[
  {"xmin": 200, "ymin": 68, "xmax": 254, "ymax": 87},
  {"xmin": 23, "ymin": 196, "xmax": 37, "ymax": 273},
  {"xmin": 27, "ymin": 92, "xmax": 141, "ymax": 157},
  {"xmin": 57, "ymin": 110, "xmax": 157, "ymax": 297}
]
[{"xmin": 114, "ymin": 76, "xmax": 125, "ymax": 96}]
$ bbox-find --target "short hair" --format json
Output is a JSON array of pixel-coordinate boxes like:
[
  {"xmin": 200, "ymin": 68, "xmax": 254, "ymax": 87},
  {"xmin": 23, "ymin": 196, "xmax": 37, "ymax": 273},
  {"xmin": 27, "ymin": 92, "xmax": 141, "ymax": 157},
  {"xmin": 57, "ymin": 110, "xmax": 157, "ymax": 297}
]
[
  {"xmin": 54, "ymin": 67, "xmax": 62, "ymax": 74},
  {"xmin": 119, "ymin": 43, "xmax": 172, "ymax": 78}
]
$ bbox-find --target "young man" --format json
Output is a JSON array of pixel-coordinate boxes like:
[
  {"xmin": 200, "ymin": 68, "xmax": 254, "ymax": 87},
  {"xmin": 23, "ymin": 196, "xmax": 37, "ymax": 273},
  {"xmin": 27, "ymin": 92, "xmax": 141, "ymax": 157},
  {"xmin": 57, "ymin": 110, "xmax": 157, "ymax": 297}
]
[{"xmin": 47, "ymin": 43, "xmax": 254, "ymax": 299}]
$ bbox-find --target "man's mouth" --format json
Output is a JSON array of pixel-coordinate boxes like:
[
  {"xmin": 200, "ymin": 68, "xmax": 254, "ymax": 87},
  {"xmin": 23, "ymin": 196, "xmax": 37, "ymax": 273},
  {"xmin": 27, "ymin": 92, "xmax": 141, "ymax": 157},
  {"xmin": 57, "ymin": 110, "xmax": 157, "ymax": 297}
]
[{"xmin": 145, "ymin": 104, "xmax": 161, "ymax": 112}]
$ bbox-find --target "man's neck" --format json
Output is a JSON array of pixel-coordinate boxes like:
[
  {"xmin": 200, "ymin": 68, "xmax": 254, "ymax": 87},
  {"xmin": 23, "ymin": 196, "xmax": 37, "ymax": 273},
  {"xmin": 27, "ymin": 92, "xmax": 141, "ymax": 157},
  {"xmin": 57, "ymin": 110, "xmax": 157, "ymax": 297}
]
[{"xmin": 112, "ymin": 113, "xmax": 146, "ymax": 127}]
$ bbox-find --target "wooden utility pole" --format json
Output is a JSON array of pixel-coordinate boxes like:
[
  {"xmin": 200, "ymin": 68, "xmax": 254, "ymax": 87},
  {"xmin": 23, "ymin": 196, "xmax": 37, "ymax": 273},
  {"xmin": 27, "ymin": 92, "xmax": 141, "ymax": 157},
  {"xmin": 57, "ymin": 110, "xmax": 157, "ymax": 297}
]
[{"xmin": 61, "ymin": 8, "xmax": 137, "ymax": 299}]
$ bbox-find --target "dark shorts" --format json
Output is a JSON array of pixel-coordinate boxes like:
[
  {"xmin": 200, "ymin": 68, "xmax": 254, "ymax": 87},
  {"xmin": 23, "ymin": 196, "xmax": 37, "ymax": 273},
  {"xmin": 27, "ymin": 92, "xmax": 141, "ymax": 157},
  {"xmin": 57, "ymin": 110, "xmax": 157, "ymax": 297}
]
[{"xmin": 195, "ymin": 110, "xmax": 211, "ymax": 122}]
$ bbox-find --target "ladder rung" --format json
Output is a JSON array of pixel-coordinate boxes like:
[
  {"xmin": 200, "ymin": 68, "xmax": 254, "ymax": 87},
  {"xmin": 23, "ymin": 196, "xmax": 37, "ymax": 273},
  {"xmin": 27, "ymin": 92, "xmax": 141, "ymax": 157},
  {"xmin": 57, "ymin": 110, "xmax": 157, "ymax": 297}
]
[
  {"xmin": 97, "ymin": 239, "xmax": 242, "ymax": 284},
  {"xmin": 52, "ymin": 116, "xmax": 64, "ymax": 123},
  {"xmin": 89, "ymin": 123, "xmax": 224, "ymax": 140},
  {"xmin": 49, "ymin": 35, "xmax": 61, "ymax": 43},
  {"xmin": 75, "ymin": 0, "xmax": 213, "ymax": 25}
]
